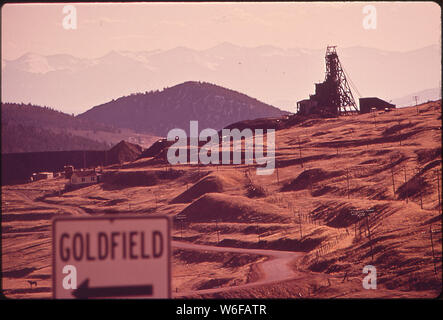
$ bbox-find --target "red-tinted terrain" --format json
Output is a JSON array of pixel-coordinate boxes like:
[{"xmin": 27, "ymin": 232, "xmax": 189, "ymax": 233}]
[{"xmin": 2, "ymin": 101, "xmax": 441, "ymax": 298}]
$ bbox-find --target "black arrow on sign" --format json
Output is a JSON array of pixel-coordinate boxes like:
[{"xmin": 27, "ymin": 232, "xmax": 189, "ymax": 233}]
[{"xmin": 72, "ymin": 279, "xmax": 153, "ymax": 299}]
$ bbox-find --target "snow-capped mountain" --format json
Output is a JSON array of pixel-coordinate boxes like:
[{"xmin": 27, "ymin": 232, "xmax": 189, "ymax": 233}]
[
  {"xmin": 8, "ymin": 52, "xmax": 56, "ymax": 74},
  {"xmin": 1, "ymin": 43, "xmax": 440, "ymax": 114}
]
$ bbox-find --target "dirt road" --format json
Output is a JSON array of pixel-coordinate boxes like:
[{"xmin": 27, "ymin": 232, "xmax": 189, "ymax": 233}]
[
  {"xmin": 9, "ymin": 189, "xmax": 88, "ymax": 216},
  {"xmin": 4, "ymin": 189, "xmax": 303, "ymax": 298},
  {"xmin": 172, "ymin": 240, "xmax": 303, "ymax": 297}
]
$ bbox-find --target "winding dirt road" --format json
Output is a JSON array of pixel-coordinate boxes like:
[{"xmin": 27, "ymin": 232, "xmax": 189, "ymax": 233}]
[
  {"xmin": 9, "ymin": 189, "xmax": 88, "ymax": 216},
  {"xmin": 172, "ymin": 240, "xmax": 303, "ymax": 297},
  {"xmin": 5, "ymin": 188, "xmax": 304, "ymax": 298}
]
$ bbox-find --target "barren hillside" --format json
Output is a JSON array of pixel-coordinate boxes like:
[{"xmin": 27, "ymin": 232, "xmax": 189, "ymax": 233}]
[{"xmin": 2, "ymin": 100, "xmax": 441, "ymax": 298}]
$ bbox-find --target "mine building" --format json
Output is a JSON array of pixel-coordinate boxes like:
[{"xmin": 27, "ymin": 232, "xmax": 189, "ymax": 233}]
[
  {"xmin": 31, "ymin": 172, "xmax": 53, "ymax": 181},
  {"xmin": 64, "ymin": 165, "xmax": 74, "ymax": 179},
  {"xmin": 297, "ymin": 46, "xmax": 395, "ymax": 117},
  {"xmin": 359, "ymin": 97, "xmax": 396, "ymax": 113},
  {"xmin": 70, "ymin": 169, "xmax": 101, "ymax": 186},
  {"xmin": 296, "ymin": 46, "xmax": 359, "ymax": 117}
]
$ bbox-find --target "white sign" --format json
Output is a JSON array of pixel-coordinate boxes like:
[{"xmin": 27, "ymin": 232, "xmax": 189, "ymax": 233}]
[{"xmin": 53, "ymin": 215, "xmax": 171, "ymax": 299}]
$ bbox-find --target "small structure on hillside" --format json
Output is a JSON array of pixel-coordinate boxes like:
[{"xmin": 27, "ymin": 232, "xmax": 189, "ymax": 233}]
[
  {"xmin": 70, "ymin": 170, "xmax": 101, "ymax": 186},
  {"xmin": 64, "ymin": 165, "xmax": 74, "ymax": 179},
  {"xmin": 359, "ymin": 97, "xmax": 396, "ymax": 113},
  {"xmin": 31, "ymin": 172, "xmax": 53, "ymax": 181}
]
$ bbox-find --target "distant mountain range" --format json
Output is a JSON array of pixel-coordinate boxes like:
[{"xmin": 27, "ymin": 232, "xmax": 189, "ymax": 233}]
[
  {"xmin": 1, "ymin": 102, "xmax": 157, "ymax": 153},
  {"xmin": 77, "ymin": 81, "xmax": 288, "ymax": 137},
  {"xmin": 391, "ymin": 87, "xmax": 441, "ymax": 107},
  {"xmin": 2, "ymin": 43, "xmax": 440, "ymax": 114}
]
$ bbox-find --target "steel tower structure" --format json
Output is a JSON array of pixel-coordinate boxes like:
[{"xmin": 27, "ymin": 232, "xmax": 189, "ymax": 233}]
[{"xmin": 324, "ymin": 46, "xmax": 358, "ymax": 115}]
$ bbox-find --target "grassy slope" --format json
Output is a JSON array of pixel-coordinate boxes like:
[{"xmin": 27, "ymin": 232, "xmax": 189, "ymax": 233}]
[{"xmin": 2, "ymin": 100, "xmax": 441, "ymax": 298}]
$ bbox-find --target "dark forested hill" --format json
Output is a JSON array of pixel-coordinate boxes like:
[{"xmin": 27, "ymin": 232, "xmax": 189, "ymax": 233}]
[
  {"xmin": 77, "ymin": 81, "xmax": 289, "ymax": 137},
  {"xmin": 1, "ymin": 103, "xmax": 114, "ymax": 153},
  {"xmin": 1, "ymin": 103, "xmax": 156, "ymax": 153},
  {"xmin": 2, "ymin": 102, "xmax": 116, "ymax": 131},
  {"xmin": 1, "ymin": 123, "xmax": 111, "ymax": 153}
]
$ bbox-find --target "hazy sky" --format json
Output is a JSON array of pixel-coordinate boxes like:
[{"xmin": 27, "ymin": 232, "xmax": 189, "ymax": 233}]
[{"xmin": 2, "ymin": 2, "xmax": 441, "ymax": 60}]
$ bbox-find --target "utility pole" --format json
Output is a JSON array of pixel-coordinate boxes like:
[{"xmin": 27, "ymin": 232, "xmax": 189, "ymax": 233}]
[
  {"xmin": 298, "ymin": 137, "xmax": 303, "ymax": 168},
  {"xmin": 155, "ymin": 193, "xmax": 158, "ymax": 210},
  {"xmin": 403, "ymin": 166, "xmax": 408, "ymax": 203},
  {"xmin": 435, "ymin": 169, "xmax": 441, "ymax": 213},
  {"xmin": 417, "ymin": 166, "xmax": 423, "ymax": 209},
  {"xmin": 176, "ymin": 214, "xmax": 186, "ymax": 240},
  {"xmin": 430, "ymin": 225, "xmax": 437, "ymax": 275},
  {"xmin": 346, "ymin": 169, "xmax": 350, "ymax": 199},
  {"xmin": 397, "ymin": 116, "xmax": 403, "ymax": 145},
  {"xmin": 372, "ymin": 110, "xmax": 377, "ymax": 128},
  {"xmin": 390, "ymin": 166, "xmax": 396, "ymax": 198},
  {"xmin": 366, "ymin": 215, "xmax": 374, "ymax": 262},
  {"xmin": 354, "ymin": 221, "xmax": 357, "ymax": 238},
  {"xmin": 298, "ymin": 209, "xmax": 303, "ymax": 239},
  {"xmin": 308, "ymin": 175, "xmax": 313, "ymax": 195},
  {"xmin": 215, "ymin": 219, "xmax": 220, "ymax": 244},
  {"xmin": 414, "ymin": 96, "xmax": 419, "ymax": 115},
  {"xmin": 257, "ymin": 223, "xmax": 260, "ymax": 243}
]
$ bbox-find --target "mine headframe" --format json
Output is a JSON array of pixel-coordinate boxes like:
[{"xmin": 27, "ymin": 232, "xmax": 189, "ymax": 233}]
[{"xmin": 324, "ymin": 46, "xmax": 359, "ymax": 115}]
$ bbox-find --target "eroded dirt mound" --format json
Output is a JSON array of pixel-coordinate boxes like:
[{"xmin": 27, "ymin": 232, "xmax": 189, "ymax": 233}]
[
  {"xmin": 102, "ymin": 169, "xmax": 184, "ymax": 188},
  {"xmin": 173, "ymin": 248, "xmax": 263, "ymax": 267},
  {"xmin": 139, "ymin": 139, "xmax": 174, "ymax": 159},
  {"xmin": 171, "ymin": 172, "xmax": 243, "ymax": 203},
  {"xmin": 415, "ymin": 147, "xmax": 442, "ymax": 165},
  {"xmin": 105, "ymin": 140, "xmax": 143, "ymax": 165},
  {"xmin": 102, "ymin": 171, "xmax": 158, "ymax": 187},
  {"xmin": 281, "ymin": 168, "xmax": 344, "ymax": 191},
  {"xmin": 178, "ymin": 193, "xmax": 289, "ymax": 223},
  {"xmin": 311, "ymin": 202, "xmax": 395, "ymax": 228},
  {"xmin": 218, "ymin": 236, "xmax": 324, "ymax": 252},
  {"xmin": 396, "ymin": 160, "xmax": 441, "ymax": 200}
]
